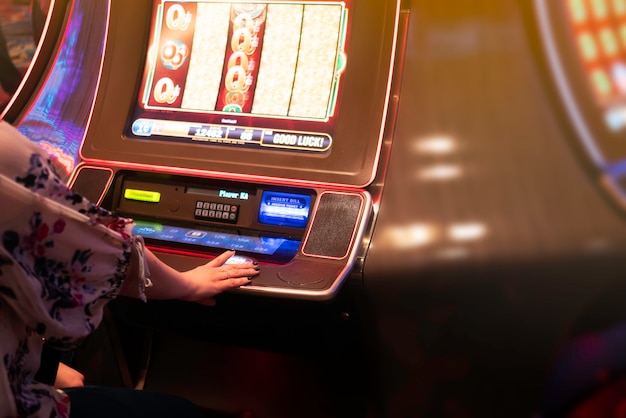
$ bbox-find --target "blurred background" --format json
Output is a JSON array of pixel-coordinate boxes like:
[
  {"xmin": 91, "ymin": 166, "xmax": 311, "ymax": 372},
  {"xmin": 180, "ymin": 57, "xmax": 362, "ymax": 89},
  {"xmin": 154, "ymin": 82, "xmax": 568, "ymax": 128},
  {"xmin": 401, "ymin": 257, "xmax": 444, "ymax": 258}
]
[{"xmin": 0, "ymin": 0, "xmax": 35, "ymax": 107}]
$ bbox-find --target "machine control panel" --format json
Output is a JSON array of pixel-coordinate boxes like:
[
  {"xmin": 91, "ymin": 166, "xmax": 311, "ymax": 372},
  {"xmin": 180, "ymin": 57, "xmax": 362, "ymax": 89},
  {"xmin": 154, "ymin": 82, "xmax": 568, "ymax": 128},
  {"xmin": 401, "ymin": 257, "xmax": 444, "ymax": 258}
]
[
  {"xmin": 115, "ymin": 176, "xmax": 313, "ymax": 233},
  {"xmin": 111, "ymin": 173, "xmax": 315, "ymax": 264}
]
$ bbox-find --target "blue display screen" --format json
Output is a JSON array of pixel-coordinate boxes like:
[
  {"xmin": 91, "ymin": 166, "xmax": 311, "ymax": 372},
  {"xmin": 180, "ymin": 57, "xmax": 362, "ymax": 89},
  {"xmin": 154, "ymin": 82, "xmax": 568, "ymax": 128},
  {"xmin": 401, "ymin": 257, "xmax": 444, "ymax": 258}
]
[
  {"xmin": 132, "ymin": 220, "xmax": 301, "ymax": 262},
  {"xmin": 258, "ymin": 191, "xmax": 311, "ymax": 228}
]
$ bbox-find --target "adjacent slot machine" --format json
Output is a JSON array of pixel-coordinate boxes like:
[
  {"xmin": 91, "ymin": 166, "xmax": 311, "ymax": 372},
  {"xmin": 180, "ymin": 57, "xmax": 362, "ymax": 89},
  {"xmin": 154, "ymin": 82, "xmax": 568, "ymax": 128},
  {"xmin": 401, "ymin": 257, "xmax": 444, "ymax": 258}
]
[{"xmin": 535, "ymin": 0, "xmax": 626, "ymax": 207}]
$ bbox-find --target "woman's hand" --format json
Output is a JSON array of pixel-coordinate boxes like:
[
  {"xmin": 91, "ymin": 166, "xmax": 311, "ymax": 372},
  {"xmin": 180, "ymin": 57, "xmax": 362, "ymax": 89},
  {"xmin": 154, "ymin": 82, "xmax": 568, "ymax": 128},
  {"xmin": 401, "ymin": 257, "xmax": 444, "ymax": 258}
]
[
  {"xmin": 179, "ymin": 250, "xmax": 260, "ymax": 306},
  {"xmin": 137, "ymin": 249, "xmax": 260, "ymax": 306}
]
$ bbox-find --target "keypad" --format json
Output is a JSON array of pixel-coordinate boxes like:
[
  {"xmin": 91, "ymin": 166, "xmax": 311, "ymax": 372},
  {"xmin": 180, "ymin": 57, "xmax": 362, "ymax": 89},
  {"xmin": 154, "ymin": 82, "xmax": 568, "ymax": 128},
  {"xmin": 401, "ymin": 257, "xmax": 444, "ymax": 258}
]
[{"xmin": 194, "ymin": 200, "xmax": 239, "ymax": 223}]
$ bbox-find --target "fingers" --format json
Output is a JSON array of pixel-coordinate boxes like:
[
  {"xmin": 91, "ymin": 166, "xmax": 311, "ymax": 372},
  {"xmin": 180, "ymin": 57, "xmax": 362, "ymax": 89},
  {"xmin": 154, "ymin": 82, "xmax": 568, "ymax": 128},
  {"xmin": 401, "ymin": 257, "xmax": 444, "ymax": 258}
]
[
  {"xmin": 207, "ymin": 250, "xmax": 236, "ymax": 267},
  {"xmin": 223, "ymin": 276, "xmax": 253, "ymax": 287},
  {"xmin": 220, "ymin": 263, "xmax": 260, "ymax": 287},
  {"xmin": 198, "ymin": 251, "xmax": 262, "ymax": 299},
  {"xmin": 222, "ymin": 266, "xmax": 259, "ymax": 281},
  {"xmin": 212, "ymin": 251, "xmax": 260, "ymax": 281}
]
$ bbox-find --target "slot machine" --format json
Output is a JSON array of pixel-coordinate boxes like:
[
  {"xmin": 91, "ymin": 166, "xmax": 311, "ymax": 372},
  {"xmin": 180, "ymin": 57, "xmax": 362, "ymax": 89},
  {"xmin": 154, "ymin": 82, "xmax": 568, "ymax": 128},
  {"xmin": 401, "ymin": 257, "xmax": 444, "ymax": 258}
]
[
  {"xmin": 5, "ymin": 0, "xmax": 406, "ymax": 417},
  {"xmin": 74, "ymin": 0, "xmax": 402, "ymax": 300}
]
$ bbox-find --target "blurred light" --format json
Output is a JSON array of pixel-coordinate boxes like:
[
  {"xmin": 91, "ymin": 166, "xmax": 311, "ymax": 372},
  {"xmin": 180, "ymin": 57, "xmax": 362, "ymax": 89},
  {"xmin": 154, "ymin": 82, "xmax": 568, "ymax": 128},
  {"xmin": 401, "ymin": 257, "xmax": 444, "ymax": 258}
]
[
  {"xmin": 599, "ymin": 27, "xmax": 619, "ymax": 56},
  {"xmin": 582, "ymin": 238, "xmax": 612, "ymax": 252},
  {"xmin": 578, "ymin": 32, "xmax": 598, "ymax": 61},
  {"xmin": 382, "ymin": 223, "xmax": 437, "ymax": 249},
  {"xmin": 591, "ymin": 0, "xmax": 609, "ymax": 20},
  {"xmin": 568, "ymin": 0, "xmax": 588, "ymax": 24},
  {"xmin": 417, "ymin": 164, "xmax": 463, "ymax": 181},
  {"xmin": 414, "ymin": 135, "xmax": 457, "ymax": 155},
  {"xmin": 612, "ymin": 62, "xmax": 626, "ymax": 93},
  {"xmin": 448, "ymin": 223, "xmax": 487, "ymax": 242},
  {"xmin": 436, "ymin": 247, "xmax": 470, "ymax": 260},
  {"xmin": 591, "ymin": 68, "xmax": 613, "ymax": 98},
  {"xmin": 616, "ymin": 0, "xmax": 626, "ymax": 17},
  {"xmin": 605, "ymin": 105, "xmax": 626, "ymax": 130}
]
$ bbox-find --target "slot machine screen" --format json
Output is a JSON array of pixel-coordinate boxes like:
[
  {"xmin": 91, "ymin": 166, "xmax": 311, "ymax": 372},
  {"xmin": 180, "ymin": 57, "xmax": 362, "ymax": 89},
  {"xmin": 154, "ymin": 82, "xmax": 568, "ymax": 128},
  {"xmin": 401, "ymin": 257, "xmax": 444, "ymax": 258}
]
[
  {"xmin": 129, "ymin": 1, "xmax": 346, "ymax": 154},
  {"xmin": 80, "ymin": 0, "xmax": 400, "ymax": 187}
]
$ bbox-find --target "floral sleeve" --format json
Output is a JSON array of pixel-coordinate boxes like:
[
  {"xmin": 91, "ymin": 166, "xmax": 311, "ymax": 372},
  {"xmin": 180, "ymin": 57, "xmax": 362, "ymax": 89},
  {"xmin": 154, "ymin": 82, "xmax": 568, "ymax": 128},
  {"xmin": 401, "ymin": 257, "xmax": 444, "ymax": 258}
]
[
  {"xmin": 0, "ymin": 121, "xmax": 146, "ymax": 417},
  {"xmin": 0, "ymin": 174, "xmax": 133, "ymax": 343}
]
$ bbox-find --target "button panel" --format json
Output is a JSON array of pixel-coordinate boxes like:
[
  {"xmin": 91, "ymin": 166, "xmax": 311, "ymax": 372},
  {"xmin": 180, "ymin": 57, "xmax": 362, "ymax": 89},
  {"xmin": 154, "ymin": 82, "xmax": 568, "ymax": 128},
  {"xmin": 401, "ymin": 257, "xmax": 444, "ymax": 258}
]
[{"xmin": 194, "ymin": 200, "xmax": 239, "ymax": 223}]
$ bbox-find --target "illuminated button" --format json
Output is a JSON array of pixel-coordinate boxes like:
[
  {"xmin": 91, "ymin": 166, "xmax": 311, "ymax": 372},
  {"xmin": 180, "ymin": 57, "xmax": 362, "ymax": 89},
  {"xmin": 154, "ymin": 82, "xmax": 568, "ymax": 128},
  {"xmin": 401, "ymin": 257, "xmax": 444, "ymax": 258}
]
[
  {"xmin": 229, "ymin": 213, "xmax": 237, "ymax": 221},
  {"xmin": 222, "ymin": 211, "xmax": 230, "ymax": 218},
  {"xmin": 217, "ymin": 204, "xmax": 224, "ymax": 211},
  {"xmin": 203, "ymin": 202, "xmax": 211, "ymax": 209},
  {"xmin": 209, "ymin": 210, "xmax": 215, "ymax": 218},
  {"xmin": 124, "ymin": 188, "xmax": 161, "ymax": 203},
  {"xmin": 202, "ymin": 209, "xmax": 209, "ymax": 217},
  {"xmin": 230, "ymin": 205, "xmax": 237, "ymax": 212},
  {"xmin": 210, "ymin": 203, "xmax": 217, "ymax": 210},
  {"xmin": 196, "ymin": 201, "xmax": 203, "ymax": 208},
  {"xmin": 195, "ymin": 209, "xmax": 202, "ymax": 216}
]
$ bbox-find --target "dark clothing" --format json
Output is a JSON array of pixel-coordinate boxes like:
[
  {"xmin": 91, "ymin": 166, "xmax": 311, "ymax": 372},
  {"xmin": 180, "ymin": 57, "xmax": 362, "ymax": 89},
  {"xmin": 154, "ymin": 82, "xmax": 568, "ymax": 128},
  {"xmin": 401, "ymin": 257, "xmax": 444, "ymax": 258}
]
[{"xmin": 66, "ymin": 386, "xmax": 206, "ymax": 418}]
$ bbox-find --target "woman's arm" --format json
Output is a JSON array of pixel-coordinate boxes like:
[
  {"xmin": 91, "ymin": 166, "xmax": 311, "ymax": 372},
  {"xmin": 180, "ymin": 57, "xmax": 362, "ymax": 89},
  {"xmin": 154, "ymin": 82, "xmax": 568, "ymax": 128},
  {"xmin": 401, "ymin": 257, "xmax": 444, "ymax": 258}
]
[{"xmin": 121, "ymin": 248, "xmax": 260, "ymax": 306}]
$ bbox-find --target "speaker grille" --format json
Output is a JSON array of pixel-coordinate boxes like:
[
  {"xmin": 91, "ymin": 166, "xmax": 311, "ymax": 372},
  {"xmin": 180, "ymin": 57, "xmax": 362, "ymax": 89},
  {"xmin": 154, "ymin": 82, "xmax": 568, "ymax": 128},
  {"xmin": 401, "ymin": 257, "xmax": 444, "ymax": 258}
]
[
  {"xmin": 70, "ymin": 167, "xmax": 112, "ymax": 204},
  {"xmin": 302, "ymin": 192, "xmax": 363, "ymax": 259}
]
